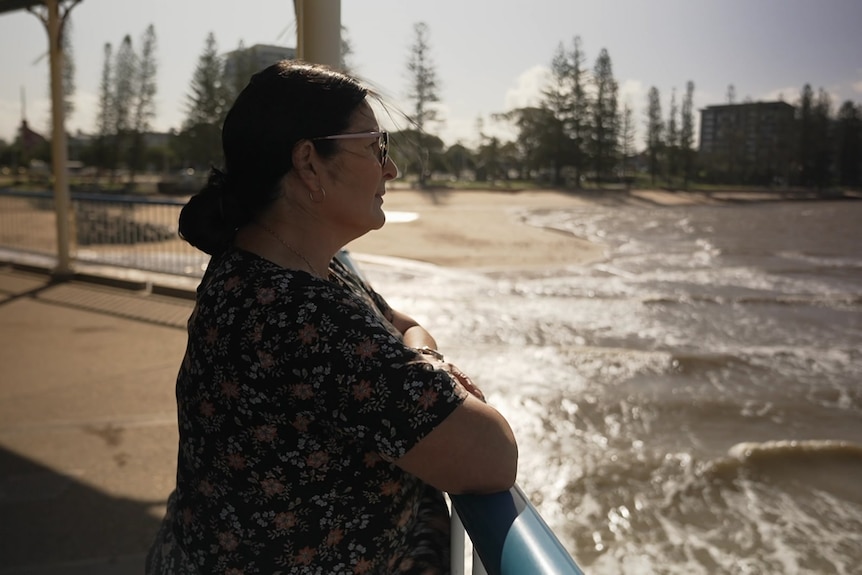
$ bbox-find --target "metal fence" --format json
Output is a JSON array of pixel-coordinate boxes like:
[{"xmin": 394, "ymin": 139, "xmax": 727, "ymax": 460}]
[{"xmin": 0, "ymin": 188, "xmax": 208, "ymax": 277}]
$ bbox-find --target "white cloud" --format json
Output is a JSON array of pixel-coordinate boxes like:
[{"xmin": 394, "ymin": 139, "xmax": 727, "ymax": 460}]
[
  {"xmin": 852, "ymin": 80, "xmax": 862, "ymax": 95},
  {"xmin": 760, "ymin": 86, "xmax": 799, "ymax": 103},
  {"xmin": 504, "ymin": 65, "xmax": 550, "ymax": 111}
]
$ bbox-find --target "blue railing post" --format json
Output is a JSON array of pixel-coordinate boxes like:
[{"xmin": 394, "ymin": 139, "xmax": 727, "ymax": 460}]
[{"xmin": 450, "ymin": 484, "xmax": 585, "ymax": 575}]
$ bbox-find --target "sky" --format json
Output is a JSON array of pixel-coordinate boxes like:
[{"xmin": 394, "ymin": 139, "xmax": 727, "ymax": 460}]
[{"xmin": 1, "ymin": 0, "xmax": 861, "ymax": 150}]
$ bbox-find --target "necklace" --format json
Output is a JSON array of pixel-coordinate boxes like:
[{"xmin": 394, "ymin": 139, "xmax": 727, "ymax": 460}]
[{"xmin": 255, "ymin": 221, "xmax": 324, "ymax": 278}]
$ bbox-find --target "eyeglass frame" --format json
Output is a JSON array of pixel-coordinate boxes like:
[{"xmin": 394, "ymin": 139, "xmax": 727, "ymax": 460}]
[{"xmin": 312, "ymin": 131, "xmax": 389, "ymax": 167}]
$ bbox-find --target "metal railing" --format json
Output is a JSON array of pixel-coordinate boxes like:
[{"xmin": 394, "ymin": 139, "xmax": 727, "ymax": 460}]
[
  {"xmin": 451, "ymin": 485, "xmax": 585, "ymax": 575},
  {"xmin": 0, "ymin": 188, "xmax": 208, "ymax": 277}
]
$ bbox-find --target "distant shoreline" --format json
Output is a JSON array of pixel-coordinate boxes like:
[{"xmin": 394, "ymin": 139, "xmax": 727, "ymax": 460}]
[{"xmin": 344, "ymin": 187, "xmax": 861, "ymax": 270}]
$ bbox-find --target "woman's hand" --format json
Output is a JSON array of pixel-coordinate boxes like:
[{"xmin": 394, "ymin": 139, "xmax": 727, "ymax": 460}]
[{"xmin": 441, "ymin": 362, "xmax": 486, "ymax": 402}]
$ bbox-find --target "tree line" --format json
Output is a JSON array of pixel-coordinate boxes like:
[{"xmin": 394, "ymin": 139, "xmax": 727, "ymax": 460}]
[
  {"xmin": 1, "ymin": 21, "xmax": 859, "ymax": 191},
  {"xmin": 401, "ymin": 28, "xmax": 861, "ymax": 190}
]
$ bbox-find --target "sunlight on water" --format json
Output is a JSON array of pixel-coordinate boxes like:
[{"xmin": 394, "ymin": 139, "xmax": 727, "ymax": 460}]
[{"xmin": 358, "ymin": 200, "xmax": 862, "ymax": 573}]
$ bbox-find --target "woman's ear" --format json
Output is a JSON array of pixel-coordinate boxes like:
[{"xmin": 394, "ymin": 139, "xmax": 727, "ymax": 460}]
[{"xmin": 291, "ymin": 140, "xmax": 319, "ymax": 190}]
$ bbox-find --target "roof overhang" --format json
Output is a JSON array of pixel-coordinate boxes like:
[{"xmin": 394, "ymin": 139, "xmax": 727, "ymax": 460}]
[{"xmin": 0, "ymin": 0, "xmax": 45, "ymax": 16}]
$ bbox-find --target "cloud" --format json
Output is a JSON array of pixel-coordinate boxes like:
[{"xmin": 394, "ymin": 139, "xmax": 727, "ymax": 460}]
[
  {"xmin": 853, "ymin": 80, "xmax": 862, "ymax": 95},
  {"xmin": 504, "ymin": 65, "xmax": 551, "ymax": 111},
  {"xmin": 618, "ymin": 79, "xmax": 646, "ymax": 108},
  {"xmin": 760, "ymin": 86, "xmax": 799, "ymax": 103}
]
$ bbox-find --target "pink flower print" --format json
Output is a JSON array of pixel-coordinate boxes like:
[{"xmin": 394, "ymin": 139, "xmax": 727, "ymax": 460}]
[
  {"xmin": 307, "ymin": 451, "xmax": 329, "ymax": 469},
  {"xmin": 295, "ymin": 546, "xmax": 316, "ymax": 565},
  {"xmin": 225, "ymin": 569, "xmax": 244, "ymax": 575},
  {"xmin": 290, "ymin": 383, "xmax": 314, "ymax": 400},
  {"xmin": 224, "ymin": 276, "xmax": 241, "ymax": 291},
  {"xmin": 363, "ymin": 452, "xmax": 381, "ymax": 468},
  {"xmin": 205, "ymin": 327, "xmax": 219, "ymax": 345},
  {"xmin": 325, "ymin": 527, "xmax": 344, "ymax": 546},
  {"xmin": 292, "ymin": 414, "xmax": 310, "ymax": 432},
  {"xmin": 256, "ymin": 287, "xmax": 276, "ymax": 304},
  {"xmin": 225, "ymin": 452, "xmax": 246, "ymax": 470},
  {"xmin": 251, "ymin": 322, "xmax": 264, "ymax": 343},
  {"xmin": 220, "ymin": 379, "xmax": 240, "ymax": 399},
  {"xmin": 254, "ymin": 425, "xmax": 277, "ymax": 443},
  {"xmin": 181, "ymin": 507, "xmax": 194, "ymax": 525},
  {"xmin": 273, "ymin": 511, "xmax": 297, "ymax": 530},
  {"xmin": 260, "ymin": 477, "xmax": 284, "ymax": 497},
  {"xmin": 198, "ymin": 480, "xmax": 214, "ymax": 497},
  {"xmin": 354, "ymin": 557, "xmax": 374, "ymax": 573},
  {"xmin": 354, "ymin": 339, "xmax": 379, "ymax": 359},
  {"xmin": 380, "ymin": 480, "xmax": 401, "ymax": 497},
  {"xmin": 257, "ymin": 350, "xmax": 274, "ymax": 369},
  {"xmin": 352, "ymin": 380, "xmax": 373, "ymax": 401},
  {"xmin": 298, "ymin": 323, "xmax": 319, "ymax": 344},
  {"xmin": 218, "ymin": 531, "xmax": 239, "ymax": 551},
  {"xmin": 418, "ymin": 389, "xmax": 438, "ymax": 410},
  {"xmin": 199, "ymin": 400, "xmax": 215, "ymax": 418}
]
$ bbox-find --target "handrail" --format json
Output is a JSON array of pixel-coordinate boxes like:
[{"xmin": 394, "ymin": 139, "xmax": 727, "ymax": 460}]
[{"xmin": 451, "ymin": 484, "xmax": 585, "ymax": 575}]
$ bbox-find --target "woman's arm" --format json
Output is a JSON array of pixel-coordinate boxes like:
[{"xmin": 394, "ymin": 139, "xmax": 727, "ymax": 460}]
[
  {"xmin": 388, "ymin": 308, "xmax": 437, "ymax": 350},
  {"xmin": 394, "ymin": 391, "xmax": 518, "ymax": 494}
]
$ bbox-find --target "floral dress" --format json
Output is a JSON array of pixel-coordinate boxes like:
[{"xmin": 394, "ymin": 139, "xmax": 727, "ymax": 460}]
[{"xmin": 146, "ymin": 248, "xmax": 466, "ymax": 574}]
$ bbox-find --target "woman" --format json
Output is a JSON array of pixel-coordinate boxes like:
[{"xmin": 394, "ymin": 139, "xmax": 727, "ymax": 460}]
[{"xmin": 146, "ymin": 61, "xmax": 518, "ymax": 574}]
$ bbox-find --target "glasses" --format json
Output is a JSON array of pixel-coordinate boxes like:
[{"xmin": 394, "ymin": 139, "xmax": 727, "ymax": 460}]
[{"xmin": 313, "ymin": 131, "xmax": 389, "ymax": 167}]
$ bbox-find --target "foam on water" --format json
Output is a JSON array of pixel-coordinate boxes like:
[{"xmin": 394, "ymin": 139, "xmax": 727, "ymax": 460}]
[{"xmin": 358, "ymin": 200, "xmax": 862, "ymax": 573}]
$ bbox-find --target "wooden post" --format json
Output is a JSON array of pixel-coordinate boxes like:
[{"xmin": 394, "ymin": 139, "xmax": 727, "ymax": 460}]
[
  {"xmin": 43, "ymin": 0, "xmax": 75, "ymax": 277},
  {"xmin": 294, "ymin": 0, "xmax": 341, "ymax": 68}
]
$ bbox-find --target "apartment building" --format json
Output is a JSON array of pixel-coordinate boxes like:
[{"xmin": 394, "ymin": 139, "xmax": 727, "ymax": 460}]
[{"xmin": 699, "ymin": 101, "xmax": 795, "ymax": 184}]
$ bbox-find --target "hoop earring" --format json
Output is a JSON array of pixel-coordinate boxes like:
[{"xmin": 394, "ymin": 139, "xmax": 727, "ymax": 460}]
[{"xmin": 309, "ymin": 186, "xmax": 326, "ymax": 203}]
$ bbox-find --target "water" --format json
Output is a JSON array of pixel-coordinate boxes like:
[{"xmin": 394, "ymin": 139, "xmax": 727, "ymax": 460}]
[{"xmin": 355, "ymin": 200, "xmax": 862, "ymax": 575}]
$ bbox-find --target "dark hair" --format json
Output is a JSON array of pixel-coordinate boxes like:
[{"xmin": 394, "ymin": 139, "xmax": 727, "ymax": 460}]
[{"xmin": 178, "ymin": 60, "xmax": 369, "ymax": 255}]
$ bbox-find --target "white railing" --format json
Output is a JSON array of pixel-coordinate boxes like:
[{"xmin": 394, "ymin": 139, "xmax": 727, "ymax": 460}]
[{"xmin": 0, "ymin": 188, "xmax": 207, "ymax": 276}]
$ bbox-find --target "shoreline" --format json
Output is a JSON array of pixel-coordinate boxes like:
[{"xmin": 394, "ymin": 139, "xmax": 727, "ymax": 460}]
[
  {"xmin": 345, "ymin": 187, "xmax": 861, "ymax": 270},
  {"xmin": 345, "ymin": 189, "xmax": 604, "ymax": 270}
]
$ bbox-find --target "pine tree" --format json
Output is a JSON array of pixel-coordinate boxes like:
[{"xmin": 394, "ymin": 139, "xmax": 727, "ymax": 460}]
[
  {"xmin": 93, "ymin": 42, "xmax": 114, "ymax": 174},
  {"xmin": 568, "ymin": 37, "xmax": 590, "ymax": 187},
  {"xmin": 181, "ymin": 32, "xmax": 226, "ymax": 169},
  {"xmin": 184, "ymin": 32, "xmax": 225, "ymax": 129},
  {"xmin": 129, "ymin": 24, "xmax": 158, "ymax": 178},
  {"xmin": 591, "ymin": 48, "xmax": 618, "ymax": 184},
  {"xmin": 541, "ymin": 42, "xmax": 574, "ymax": 185},
  {"xmin": 795, "ymin": 84, "xmax": 816, "ymax": 187},
  {"xmin": 112, "ymin": 34, "xmax": 136, "ymax": 175},
  {"xmin": 836, "ymin": 101, "xmax": 862, "ymax": 187},
  {"xmin": 619, "ymin": 100, "xmax": 635, "ymax": 187},
  {"xmin": 679, "ymin": 81, "xmax": 695, "ymax": 188},
  {"xmin": 665, "ymin": 87, "xmax": 679, "ymax": 186},
  {"xmin": 405, "ymin": 22, "xmax": 441, "ymax": 187},
  {"xmin": 645, "ymin": 87, "xmax": 663, "ymax": 185}
]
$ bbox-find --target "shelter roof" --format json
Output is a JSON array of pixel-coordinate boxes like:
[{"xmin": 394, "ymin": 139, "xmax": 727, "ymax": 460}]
[{"xmin": 0, "ymin": 0, "xmax": 44, "ymax": 15}]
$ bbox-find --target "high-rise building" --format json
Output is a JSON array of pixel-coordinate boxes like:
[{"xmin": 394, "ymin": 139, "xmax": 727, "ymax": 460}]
[
  {"xmin": 223, "ymin": 44, "xmax": 297, "ymax": 82},
  {"xmin": 699, "ymin": 101, "xmax": 795, "ymax": 184}
]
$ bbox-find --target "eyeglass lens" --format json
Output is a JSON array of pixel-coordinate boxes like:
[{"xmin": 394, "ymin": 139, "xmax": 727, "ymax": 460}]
[{"xmin": 379, "ymin": 132, "xmax": 389, "ymax": 166}]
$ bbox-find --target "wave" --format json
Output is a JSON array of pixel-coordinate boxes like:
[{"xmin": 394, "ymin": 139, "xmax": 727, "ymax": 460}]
[
  {"xmin": 701, "ymin": 439, "xmax": 862, "ymax": 504},
  {"xmin": 641, "ymin": 292, "xmax": 862, "ymax": 308},
  {"xmin": 727, "ymin": 438, "xmax": 862, "ymax": 461}
]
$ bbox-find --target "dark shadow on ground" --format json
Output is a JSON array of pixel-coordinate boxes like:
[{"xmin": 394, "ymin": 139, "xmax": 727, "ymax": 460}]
[{"xmin": 0, "ymin": 446, "xmax": 161, "ymax": 569}]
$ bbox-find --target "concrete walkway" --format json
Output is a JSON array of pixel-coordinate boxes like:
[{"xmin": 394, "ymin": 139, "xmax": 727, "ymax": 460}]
[{"xmin": 0, "ymin": 263, "xmax": 197, "ymax": 574}]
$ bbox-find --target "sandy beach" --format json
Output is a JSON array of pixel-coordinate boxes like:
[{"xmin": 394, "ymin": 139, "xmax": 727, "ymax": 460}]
[
  {"xmin": 346, "ymin": 188, "xmax": 604, "ymax": 269},
  {"xmin": 344, "ymin": 186, "xmax": 861, "ymax": 270}
]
